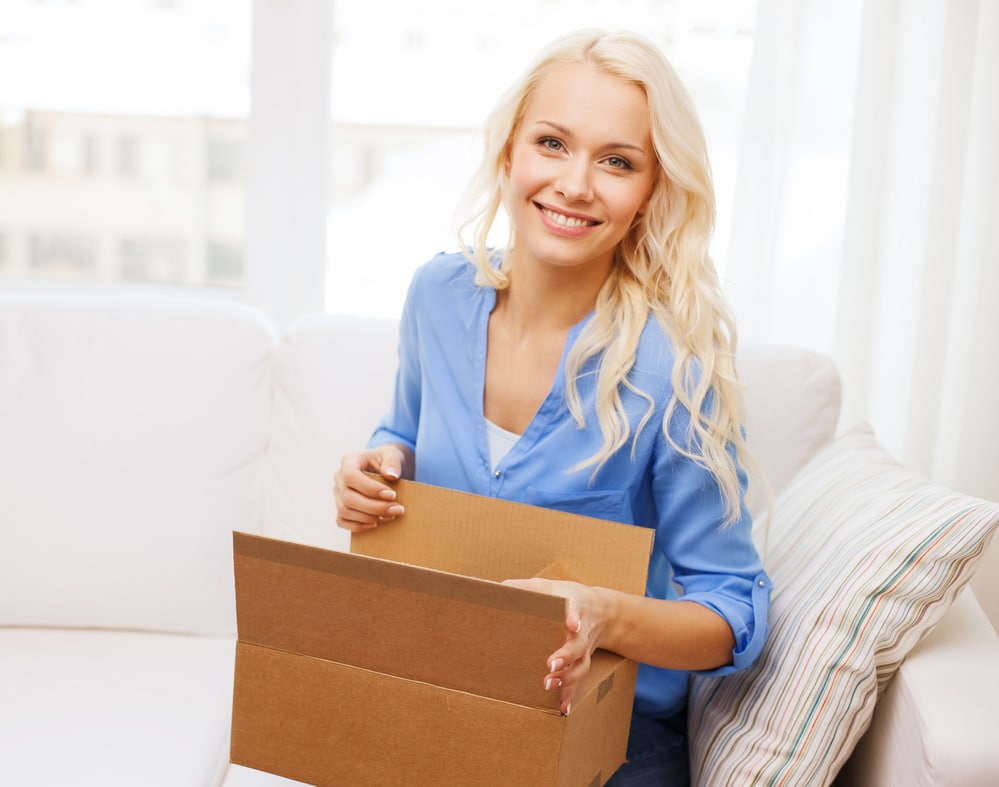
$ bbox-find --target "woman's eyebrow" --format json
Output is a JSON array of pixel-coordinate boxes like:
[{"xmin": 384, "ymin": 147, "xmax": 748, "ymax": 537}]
[{"xmin": 533, "ymin": 120, "xmax": 648, "ymax": 154}]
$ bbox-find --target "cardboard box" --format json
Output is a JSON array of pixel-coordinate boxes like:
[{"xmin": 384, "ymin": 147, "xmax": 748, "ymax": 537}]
[{"xmin": 230, "ymin": 479, "xmax": 654, "ymax": 786}]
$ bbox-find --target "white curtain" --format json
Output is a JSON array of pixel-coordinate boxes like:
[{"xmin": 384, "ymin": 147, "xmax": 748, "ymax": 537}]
[{"xmin": 727, "ymin": 0, "xmax": 999, "ymax": 618}]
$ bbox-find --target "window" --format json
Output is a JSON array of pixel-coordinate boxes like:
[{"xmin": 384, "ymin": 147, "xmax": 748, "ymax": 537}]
[
  {"xmin": 115, "ymin": 137, "xmax": 139, "ymax": 178},
  {"xmin": 205, "ymin": 241, "xmax": 244, "ymax": 283},
  {"xmin": 325, "ymin": 0, "xmax": 758, "ymax": 318},
  {"xmin": 29, "ymin": 232, "xmax": 97, "ymax": 275},
  {"xmin": 1, "ymin": 0, "xmax": 757, "ymax": 323},
  {"xmin": 205, "ymin": 139, "xmax": 242, "ymax": 182},
  {"xmin": 82, "ymin": 135, "xmax": 98, "ymax": 174},
  {"xmin": 0, "ymin": 0, "xmax": 250, "ymax": 289},
  {"xmin": 23, "ymin": 118, "xmax": 46, "ymax": 171},
  {"xmin": 118, "ymin": 237, "xmax": 186, "ymax": 282}
]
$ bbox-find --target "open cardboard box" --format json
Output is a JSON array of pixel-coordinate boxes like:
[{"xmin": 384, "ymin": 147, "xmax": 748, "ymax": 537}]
[{"xmin": 230, "ymin": 479, "xmax": 654, "ymax": 786}]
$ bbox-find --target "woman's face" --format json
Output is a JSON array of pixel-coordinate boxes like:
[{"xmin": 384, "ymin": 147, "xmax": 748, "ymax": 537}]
[{"xmin": 505, "ymin": 60, "xmax": 657, "ymax": 278}]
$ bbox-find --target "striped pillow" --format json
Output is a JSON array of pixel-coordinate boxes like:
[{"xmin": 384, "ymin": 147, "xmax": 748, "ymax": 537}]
[{"xmin": 688, "ymin": 423, "xmax": 999, "ymax": 786}]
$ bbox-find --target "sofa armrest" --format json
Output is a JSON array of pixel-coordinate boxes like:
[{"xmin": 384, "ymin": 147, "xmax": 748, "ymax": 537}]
[{"xmin": 836, "ymin": 588, "xmax": 999, "ymax": 786}]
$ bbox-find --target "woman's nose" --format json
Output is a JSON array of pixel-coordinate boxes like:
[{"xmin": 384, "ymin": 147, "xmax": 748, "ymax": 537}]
[{"xmin": 554, "ymin": 160, "xmax": 594, "ymax": 203}]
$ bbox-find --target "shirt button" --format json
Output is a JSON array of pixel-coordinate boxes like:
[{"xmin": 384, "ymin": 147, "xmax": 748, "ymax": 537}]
[
  {"xmin": 494, "ymin": 470, "xmax": 501, "ymax": 478},
  {"xmin": 758, "ymin": 580, "xmax": 766, "ymax": 587}
]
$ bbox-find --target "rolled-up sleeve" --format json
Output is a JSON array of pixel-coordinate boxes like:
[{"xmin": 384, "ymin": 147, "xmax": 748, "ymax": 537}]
[{"xmin": 692, "ymin": 569, "xmax": 771, "ymax": 675}]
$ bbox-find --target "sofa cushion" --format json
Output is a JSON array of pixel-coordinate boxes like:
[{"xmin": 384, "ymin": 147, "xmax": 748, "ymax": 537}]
[
  {"xmin": 0, "ymin": 628, "xmax": 235, "ymax": 786},
  {"xmin": 737, "ymin": 343, "xmax": 841, "ymax": 513},
  {"xmin": 265, "ymin": 313, "xmax": 398, "ymax": 551},
  {"xmin": 0, "ymin": 294, "xmax": 274, "ymax": 635},
  {"xmin": 688, "ymin": 423, "xmax": 999, "ymax": 787}
]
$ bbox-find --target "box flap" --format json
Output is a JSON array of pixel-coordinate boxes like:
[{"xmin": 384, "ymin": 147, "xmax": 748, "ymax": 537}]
[
  {"xmin": 351, "ymin": 479, "xmax": 653, "ymax": 594},
  {"xmin": 233, "ymin": 531, "xmax": 567, "ymax": 710}
]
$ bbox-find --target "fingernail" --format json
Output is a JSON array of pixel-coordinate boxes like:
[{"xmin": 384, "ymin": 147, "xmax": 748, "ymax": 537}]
[
  {"xmin": 545, "ymin": 678, "xmax": 553, "ymax": 691},
  {"xmin": 574, "ymin": 618, "xmax": 582, "ymax": 634},
  {"xmin": 379, "ymin": 489, "xmax": 397, "ymax": 501},
  {"xmin": 386, "ymin": 504, "xmax": 404, "ymax": 516},
  {"xmin": 562, "ymin": 702, "xmax": 571, "ymax": 717},
  {"xmin": 384, "ymin": 466, "xmax": 401, "ymax": 479},
  {"xmin": 550, "ymin": 658, "xmax": 563, "ymax": 673}
]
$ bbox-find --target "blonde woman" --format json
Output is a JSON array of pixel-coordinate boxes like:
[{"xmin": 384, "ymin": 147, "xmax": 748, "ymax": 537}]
[{"xmin": 334, "ymin": 28, "xmax": 770, "ymax": 785}]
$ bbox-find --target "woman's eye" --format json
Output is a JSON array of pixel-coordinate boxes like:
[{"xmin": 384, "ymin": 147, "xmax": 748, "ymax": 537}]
[
  {"xmin": 606, "ymin": 156, "xmax": 634, "ymax": 170},
  {"xmin": 539, "ymin": 137, "xmax": 564, "ymax": 152}
]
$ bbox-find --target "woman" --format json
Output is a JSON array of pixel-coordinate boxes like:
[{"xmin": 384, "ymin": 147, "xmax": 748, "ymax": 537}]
[{"xmin": 334, "ymin": 28, "xmax": 770, "ymax": 786}]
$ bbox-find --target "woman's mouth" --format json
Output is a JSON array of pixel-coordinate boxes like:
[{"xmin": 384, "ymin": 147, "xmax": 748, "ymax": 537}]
[{"xmin": 537, "ymin": 204, "xmax": 599, "ymax": 229}]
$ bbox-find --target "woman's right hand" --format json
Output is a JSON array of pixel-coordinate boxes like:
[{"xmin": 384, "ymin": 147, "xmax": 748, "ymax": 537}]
[{"xmin": 333, "ymin": 443, "xmax": 412, "ymax": 532}]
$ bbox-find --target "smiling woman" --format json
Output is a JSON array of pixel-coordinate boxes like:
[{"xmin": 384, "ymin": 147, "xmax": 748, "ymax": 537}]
[{"xmin": 333, "ymin": 28, "xmax": 771, "ymax": 787}]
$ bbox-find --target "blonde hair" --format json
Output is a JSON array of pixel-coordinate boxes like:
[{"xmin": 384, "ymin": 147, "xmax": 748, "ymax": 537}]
[{"xmin": 458, "ymin": 29, "xmax": 756, "ymax": 525}]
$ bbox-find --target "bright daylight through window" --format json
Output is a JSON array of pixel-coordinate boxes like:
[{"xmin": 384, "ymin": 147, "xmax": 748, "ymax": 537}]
[
  {"xmin": 0, "ymin": 0, "xmax": 250, "ymax": 289},
  {"xmin": 0, "ymin": 0, "xmax": 756, "ymax": 320},
  {"xmin": 326, "ymin": 0, "xmax": 757, "ymax": 317}
]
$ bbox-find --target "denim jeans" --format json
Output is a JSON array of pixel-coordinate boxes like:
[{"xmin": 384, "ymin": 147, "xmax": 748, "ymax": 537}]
[{"xmin": 604, "ymin": 709, "xmax": 690, "ymax": 787}]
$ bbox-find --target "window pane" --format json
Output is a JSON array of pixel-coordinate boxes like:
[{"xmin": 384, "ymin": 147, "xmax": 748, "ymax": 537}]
[
  {"xmin": 326, "ymin": 0, "xmax": 757, "ymax": 317},
  {"xmin": 0, "ymin": 0, "xmax": 250, "ymax": 289}
]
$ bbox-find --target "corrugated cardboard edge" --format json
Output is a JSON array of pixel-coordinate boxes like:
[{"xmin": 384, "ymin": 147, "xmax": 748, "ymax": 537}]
[
  {"xmin": 231, "ymin": 642, "xmax": 566, "ymax": 787},
  {"xmin": 230, "ymin": 642, "xmax": 636, "ymax": 787},
  {"xmin": 352, "ymin": 478, "xmax": 654, "ymax": 595},
  {"xmin": 557, "ymin": 651, "xmax": 638, "ymax": 787},
  {"xmin": 235, "ymin": 530, "xmax": 568, "ymax": 619},
  {"xmin": 232, "ymin": 531, "xmax": 568, "ymax": 709}
]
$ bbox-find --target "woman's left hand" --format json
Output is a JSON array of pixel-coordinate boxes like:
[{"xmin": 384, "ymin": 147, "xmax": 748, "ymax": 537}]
[{"xmin": 501, "ymin": 578, "xmax": 606, "ymax": 715}]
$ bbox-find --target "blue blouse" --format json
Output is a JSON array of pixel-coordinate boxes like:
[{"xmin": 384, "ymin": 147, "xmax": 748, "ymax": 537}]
[{"xmin": 369, "ymin": 251, "xmax": 771, "ymax": 718}]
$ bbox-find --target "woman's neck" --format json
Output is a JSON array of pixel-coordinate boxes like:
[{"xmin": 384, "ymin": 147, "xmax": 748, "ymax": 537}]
[{"xmin": 498, "ymin": 251, "xmax": 611, "ymax": 334}]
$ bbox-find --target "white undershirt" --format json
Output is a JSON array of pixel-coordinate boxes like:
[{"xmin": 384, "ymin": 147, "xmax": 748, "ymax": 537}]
[{"xmin": 485, "ymin": 418, "xmax": 521, "ymax": 471}]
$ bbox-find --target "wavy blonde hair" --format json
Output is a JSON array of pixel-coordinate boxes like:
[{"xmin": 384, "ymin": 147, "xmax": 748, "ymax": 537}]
[{"xmin": 458, "ymin": 29, "xmax": 756, "ymax": 525}]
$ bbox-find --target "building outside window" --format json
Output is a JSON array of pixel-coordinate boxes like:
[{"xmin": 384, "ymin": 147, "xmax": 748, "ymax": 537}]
[
  {"xmin": 118, "ymin": 237, "xmax": 187, "ymax": 282},
  {"xmin": 29, "ymin": 232, "xmax": 97, "ymax": 275},
  {"xmin": 0, "ymin": 0, "xmax": 756, "ymax": 319},
  {"xmin": 0, "ymin": 0, "xmax": 250, "ymax": 290}
]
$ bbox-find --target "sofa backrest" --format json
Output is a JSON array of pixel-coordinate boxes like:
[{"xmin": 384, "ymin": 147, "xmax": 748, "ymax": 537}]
[
  {"xmin": 0, "ymin": 297, "xmax": 843, "ymax": 633},
  {"xmin": 0, "ymin": 293, "xmax": 274, "ymax": 636},
  {"xmin": 737, "ymin": 343, "xmax": 842, "ymax": 514},
  {"xmin": 264, "ymin": 313, "xmax": 398, "ymax": 552},
  {"xmin": 264, "ymin": 316, "xmax": 843, "ymax": 549}
]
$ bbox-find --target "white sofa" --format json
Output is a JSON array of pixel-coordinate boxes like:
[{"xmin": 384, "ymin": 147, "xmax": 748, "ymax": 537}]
[{"xmin": 0, "ymin": 291, "xmax": 996, "ymax": 786}]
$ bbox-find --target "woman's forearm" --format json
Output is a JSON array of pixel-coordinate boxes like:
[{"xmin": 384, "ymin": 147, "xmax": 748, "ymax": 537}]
[{"xmin": 596, "ymin": 588, "xmax": 736, "ymax": 671}]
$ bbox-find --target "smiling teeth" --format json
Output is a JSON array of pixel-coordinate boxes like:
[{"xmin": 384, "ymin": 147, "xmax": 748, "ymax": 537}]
[{"xmin": 542, "ymin": 207, "xmax": 596, "ymax": 227}]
